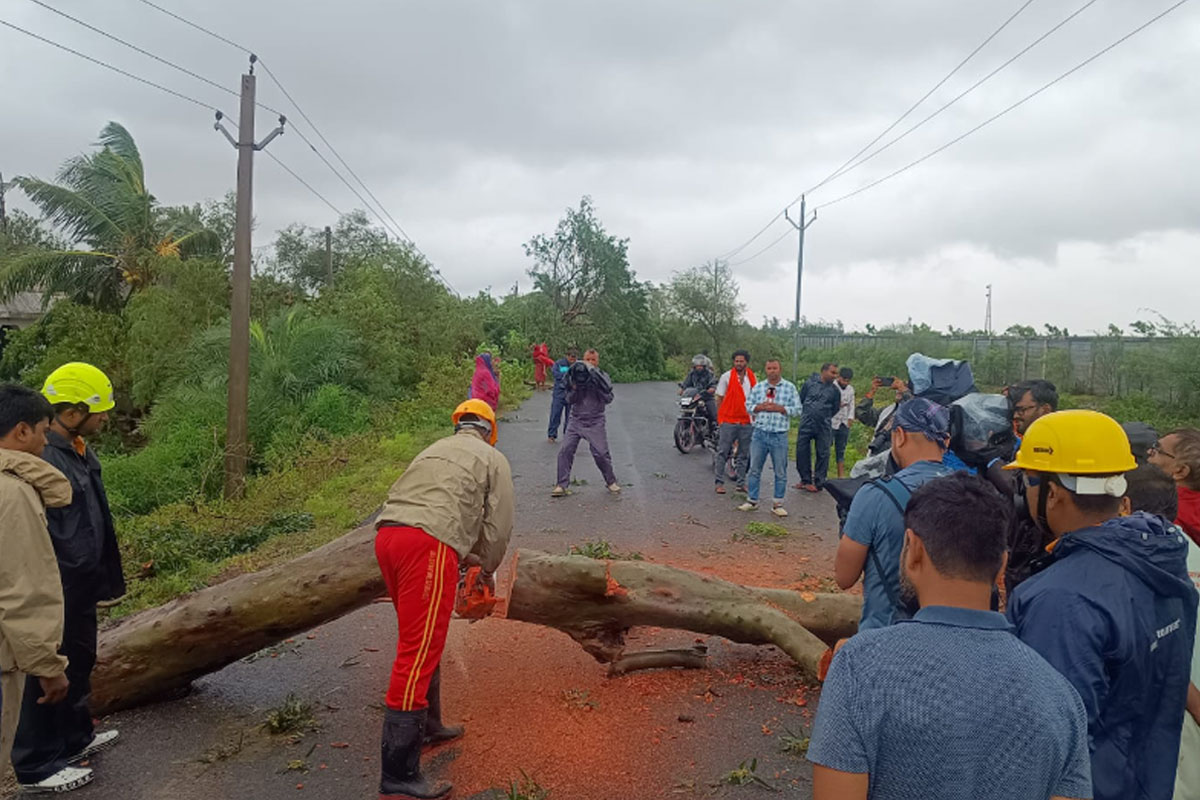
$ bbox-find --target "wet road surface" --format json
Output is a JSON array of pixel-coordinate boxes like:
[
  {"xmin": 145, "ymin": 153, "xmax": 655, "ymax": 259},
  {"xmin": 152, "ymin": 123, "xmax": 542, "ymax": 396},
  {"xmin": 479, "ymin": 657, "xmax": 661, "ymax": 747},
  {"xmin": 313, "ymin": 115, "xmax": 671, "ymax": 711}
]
[{"xmin": 6, "ymin": 382, "xmax": 844, "ymax": 800}]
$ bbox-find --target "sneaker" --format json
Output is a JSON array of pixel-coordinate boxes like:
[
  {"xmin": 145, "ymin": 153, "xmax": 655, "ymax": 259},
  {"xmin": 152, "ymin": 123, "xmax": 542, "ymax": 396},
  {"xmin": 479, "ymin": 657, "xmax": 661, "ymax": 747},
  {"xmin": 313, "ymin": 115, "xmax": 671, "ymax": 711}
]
[
  {"xmin": 68, "ymin": 730, "xmax": 120, "ymax": 763},
  {"xmin": 772, "ymin": 504, "xmax": 788, "ymax": 518},
  {"xmin": 551, "ymin": 486, "xmax": 566, "ymax": 497},
  {"xmin": 737, "ymin": 501, "xmax": 758, "ymax": 512},
  {"xmin": 20, "ymin": 766, "xmax": 93, "ymax": 793},
  {"xmin": 608, "ymin": 483, "xmax": 622, "ymax": 494}
]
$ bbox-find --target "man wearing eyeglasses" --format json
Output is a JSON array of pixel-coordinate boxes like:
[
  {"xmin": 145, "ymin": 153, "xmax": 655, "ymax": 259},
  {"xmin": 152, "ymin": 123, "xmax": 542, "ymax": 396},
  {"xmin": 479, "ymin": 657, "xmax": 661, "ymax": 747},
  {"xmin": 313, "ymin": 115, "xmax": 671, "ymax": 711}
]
[
  {"xmin": 1006, "ymin": 410, "xmax": 1197, "ymax": 800},
  {"xmin": 996, "ymin": 380, "xmax": 1059, "ymax": 593},
  {"xmin": 1009, "ymin": 379, "xmax": 1058, "ymax": 437},
  {"xmin": 1149, "ymin": 428, "xmax": 1200, "ymax": 546}
]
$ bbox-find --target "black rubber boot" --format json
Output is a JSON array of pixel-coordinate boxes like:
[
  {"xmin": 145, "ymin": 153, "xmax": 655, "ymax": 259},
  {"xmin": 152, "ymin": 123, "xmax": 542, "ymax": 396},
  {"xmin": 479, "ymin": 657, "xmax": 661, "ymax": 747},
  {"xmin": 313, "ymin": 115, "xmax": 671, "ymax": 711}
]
[
  {"xmin": 379, "ymin": 708, "xmax": 452, "ymax": 799},
  {"xmin": 423, "ymin": 667, "xmax": 465, "ymax": 748}
]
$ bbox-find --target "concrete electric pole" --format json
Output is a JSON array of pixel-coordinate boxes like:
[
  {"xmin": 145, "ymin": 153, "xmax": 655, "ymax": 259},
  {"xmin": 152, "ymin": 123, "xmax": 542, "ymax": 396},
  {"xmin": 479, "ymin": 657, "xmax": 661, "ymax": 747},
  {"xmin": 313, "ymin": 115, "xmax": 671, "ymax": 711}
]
[
  {"xmin": 784, "ymin": 196, "xmax": 817, "ymax": 384},
  {"xmin": 324, "ymin": 225, "xmax": 333, "ymax": 287},
  {"xmin": 214, "ymin": 55, "xmax": 286, "ymax": 500}
]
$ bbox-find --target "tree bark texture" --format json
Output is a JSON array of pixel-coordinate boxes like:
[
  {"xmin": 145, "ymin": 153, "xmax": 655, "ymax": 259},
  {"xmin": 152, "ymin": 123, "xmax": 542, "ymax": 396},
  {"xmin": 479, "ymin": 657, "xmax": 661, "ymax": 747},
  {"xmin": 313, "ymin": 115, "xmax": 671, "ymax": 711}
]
[
  {"xmin": 91, "ymin": 540, "xmax": 861, "ymax": 715},
  {"xmin": 505, "ymin": 549, "xmax": 860, "ymax": 682}
]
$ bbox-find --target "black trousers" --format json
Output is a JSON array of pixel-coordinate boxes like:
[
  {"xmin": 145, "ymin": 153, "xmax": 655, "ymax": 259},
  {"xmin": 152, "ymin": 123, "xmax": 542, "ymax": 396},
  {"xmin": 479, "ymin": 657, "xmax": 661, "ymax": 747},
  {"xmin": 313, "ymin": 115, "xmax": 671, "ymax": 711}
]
[
  {"xmin": 11, "ymin": 591, "xmax": 97, "ymax": 783},
  {"xmin": 796, "ymin": 423, "xmax": 833, "ymax": 487}
]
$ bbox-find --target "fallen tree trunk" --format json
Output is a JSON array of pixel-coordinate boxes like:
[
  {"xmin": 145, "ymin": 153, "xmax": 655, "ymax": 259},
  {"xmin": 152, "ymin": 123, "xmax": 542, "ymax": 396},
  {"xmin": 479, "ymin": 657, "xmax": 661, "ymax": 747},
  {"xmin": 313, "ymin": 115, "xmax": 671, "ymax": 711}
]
[
  {"xmin": 505, "ymin": 549, "xmax": 860, "ymax": 682},
  {"xmin": 91, "ymin": 520, "xmax": 385, "ymax": 715},
  {"xmin": 92, "ymin": 538, "xmax": 861, "ymax": 715}
]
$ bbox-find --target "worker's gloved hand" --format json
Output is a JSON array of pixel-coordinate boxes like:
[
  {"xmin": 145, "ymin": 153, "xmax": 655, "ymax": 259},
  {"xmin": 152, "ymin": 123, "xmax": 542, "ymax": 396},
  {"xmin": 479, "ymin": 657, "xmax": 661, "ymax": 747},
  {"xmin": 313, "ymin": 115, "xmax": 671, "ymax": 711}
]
[{"xmin": 481, "ymin": 571, "xmax": 496, "ymax": 593}]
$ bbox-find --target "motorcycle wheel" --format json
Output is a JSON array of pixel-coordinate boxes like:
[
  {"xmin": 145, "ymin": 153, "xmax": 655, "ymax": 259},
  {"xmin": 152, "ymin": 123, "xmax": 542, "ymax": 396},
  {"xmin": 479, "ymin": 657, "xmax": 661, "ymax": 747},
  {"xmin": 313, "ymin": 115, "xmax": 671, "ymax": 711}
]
[{"xmin": 674, "ymin": 419, "xmax": 696, "ymax": 453}]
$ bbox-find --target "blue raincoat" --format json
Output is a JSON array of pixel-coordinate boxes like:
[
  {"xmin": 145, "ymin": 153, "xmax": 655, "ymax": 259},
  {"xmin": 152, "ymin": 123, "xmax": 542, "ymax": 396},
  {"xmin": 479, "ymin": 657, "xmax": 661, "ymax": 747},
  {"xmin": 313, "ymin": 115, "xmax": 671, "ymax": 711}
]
[{"xmin": 1007, "ymin": 512, "xmax": 1198, "ymax": 800}]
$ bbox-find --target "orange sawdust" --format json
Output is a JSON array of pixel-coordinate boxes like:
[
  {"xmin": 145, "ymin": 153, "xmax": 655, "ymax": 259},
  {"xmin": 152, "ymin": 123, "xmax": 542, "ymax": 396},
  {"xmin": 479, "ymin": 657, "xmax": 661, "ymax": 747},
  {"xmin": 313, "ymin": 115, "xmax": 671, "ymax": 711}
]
[{"xmin": 604, "ymin": 563, "xmax": 629, "ymax": 598}]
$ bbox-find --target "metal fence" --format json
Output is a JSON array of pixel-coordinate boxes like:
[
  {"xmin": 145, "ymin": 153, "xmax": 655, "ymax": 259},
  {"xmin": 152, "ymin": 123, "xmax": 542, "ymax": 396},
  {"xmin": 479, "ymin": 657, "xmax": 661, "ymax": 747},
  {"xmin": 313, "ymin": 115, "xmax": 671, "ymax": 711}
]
[{"xmin": 794, "ymin": 334, "xmax": 1193, "ymax": 398}]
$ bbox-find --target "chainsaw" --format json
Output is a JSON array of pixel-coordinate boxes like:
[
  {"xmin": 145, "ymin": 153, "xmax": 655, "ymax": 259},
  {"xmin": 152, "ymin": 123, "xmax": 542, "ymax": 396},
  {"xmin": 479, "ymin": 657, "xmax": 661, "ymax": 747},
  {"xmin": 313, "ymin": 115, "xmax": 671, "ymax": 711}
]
[{"xmin": 454, "ymin": 565, "xmax": 497, "ymax": 620}]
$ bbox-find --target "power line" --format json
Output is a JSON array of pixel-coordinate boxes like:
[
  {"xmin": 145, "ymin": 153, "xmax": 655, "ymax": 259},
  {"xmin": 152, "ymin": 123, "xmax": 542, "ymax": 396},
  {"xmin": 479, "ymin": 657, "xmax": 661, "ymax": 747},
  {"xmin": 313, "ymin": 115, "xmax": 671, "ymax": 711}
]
[
  {"xmin": 132, "ymin": 0, "xmax": 252, "ymax": 53},
  {"xmin": 814, "ymin": 0, "xmax": 1191, "ymax": 212},
  {"xmin": 129, "ymin": 0, "xmax": 453, "ymax": 294},
  {"xmin": 258, "ymin": 60, "xmax": 415, "ymax": 245},
  {"xmin": 264, "ymin": 151, "xmax": 345, "ymax": 217},
  {"xmin": 813, "ymin": 0, "xmax": 1098, "ymax": 195},
  {"xmin": 728, "ymin": 226, "xmax": 793, "ymax": 267},
  {"xmin": 716, "ymin": 0, "xmax": 1038, "ymax": 263},
  {"xmin": 0, "ymin": 17, "xmax": 225, "ymax": 112},
  {"xmin": 803, "ymin": 0, "xmax": 1040, "ymax": 199},
  {"xmin": 24, "ymin": 0, "xmax": 242, "ymax": 102}
]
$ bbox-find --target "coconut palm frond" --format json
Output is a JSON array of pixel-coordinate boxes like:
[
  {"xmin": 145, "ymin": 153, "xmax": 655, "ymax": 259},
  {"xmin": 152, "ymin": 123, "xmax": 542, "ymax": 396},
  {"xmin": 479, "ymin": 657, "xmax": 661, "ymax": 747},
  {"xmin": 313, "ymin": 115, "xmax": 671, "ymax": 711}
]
[
  {"xmin": 13, "ymin": 176, "xmax": 124, "ymax": 247},
  {"xmin": 0, "ymin": 248, "xmax": 118, "ymax": 307}
]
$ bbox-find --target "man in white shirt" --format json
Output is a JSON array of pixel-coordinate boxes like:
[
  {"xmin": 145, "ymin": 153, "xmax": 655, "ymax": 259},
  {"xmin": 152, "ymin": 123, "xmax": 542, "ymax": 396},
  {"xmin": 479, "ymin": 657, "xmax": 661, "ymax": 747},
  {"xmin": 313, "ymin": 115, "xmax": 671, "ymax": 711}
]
[{"xmin": 831, "ymin": 367, "xmax": 856, "ymax": 479}]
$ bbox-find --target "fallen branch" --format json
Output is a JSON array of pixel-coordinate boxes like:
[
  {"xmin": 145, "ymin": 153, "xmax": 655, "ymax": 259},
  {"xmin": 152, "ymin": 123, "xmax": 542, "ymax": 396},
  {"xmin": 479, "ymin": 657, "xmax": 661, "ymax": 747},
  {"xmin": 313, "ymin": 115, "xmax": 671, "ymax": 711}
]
[
  {"xmin": 505, "ymin": 549, "xmax": 860, "ymax": 682},
  {"xmin": 607, "ymin": 646, "xmax": 708, "ymax": 677}
]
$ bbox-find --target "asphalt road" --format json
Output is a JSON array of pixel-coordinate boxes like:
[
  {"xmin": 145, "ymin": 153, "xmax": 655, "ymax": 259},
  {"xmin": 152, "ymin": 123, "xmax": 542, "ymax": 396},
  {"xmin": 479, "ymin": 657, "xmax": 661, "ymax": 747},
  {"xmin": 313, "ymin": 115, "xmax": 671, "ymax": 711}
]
[{"xmin": 4, "ymin": 382, "xmax": 844, "ymax": 800}]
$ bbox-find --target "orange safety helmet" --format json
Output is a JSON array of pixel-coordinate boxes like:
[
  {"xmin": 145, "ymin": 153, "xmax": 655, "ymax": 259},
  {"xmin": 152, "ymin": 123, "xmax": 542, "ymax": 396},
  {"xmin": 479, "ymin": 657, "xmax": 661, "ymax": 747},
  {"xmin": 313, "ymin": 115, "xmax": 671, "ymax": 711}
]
[{"xmin": 452, "ymin": 399, "xmax": 498, "ymax": 445}]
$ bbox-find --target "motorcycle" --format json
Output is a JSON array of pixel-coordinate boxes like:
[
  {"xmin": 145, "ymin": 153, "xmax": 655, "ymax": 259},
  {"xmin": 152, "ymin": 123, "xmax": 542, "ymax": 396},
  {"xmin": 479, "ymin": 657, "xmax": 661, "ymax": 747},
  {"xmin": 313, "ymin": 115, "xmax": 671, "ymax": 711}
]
[{"xmin": 674, "ymin": 386, "xmax": 716, "ymax": 453}]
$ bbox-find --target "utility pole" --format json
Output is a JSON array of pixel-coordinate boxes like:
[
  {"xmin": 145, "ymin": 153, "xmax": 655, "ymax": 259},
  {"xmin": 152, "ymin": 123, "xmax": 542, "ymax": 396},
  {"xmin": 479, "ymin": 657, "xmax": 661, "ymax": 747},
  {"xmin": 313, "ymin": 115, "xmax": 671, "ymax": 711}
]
[
  {"xmin": 324, "ymin": 225, "xmax": 333, "ymax": 287},
  {"xmin": 0, "ymin": 171, "xmax": 8, "ymax": 237},
  {"xmin": 214, "ymin": 55, "xmax": 285, "ymax": 500},
  {"xmin": 784, "ymin": 196, "xmax": 817, "ymax": 383},
  {"xmin": 985, "ymin": 284, "xmax": 993, "ymax": 335}
]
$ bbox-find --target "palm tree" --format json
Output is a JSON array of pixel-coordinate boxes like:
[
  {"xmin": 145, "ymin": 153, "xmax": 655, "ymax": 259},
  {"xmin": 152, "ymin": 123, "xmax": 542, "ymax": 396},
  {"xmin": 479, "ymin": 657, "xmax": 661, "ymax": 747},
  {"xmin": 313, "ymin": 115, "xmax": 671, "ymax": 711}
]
[{"xmin": 0, "ymin": 122, "xmax": 215, "ymax": 310}]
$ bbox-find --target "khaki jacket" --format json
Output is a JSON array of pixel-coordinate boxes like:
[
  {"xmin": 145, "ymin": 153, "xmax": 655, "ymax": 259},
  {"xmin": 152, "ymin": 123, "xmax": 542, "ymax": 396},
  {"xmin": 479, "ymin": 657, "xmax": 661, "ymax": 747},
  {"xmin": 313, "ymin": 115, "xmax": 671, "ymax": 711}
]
[
  {"xmin": 0, "ymin": 449, "xmax": 72, "ymax": 678},
  {"xmin": 376, "ymin": 430, "xmax": 514, "ymax": 574}
]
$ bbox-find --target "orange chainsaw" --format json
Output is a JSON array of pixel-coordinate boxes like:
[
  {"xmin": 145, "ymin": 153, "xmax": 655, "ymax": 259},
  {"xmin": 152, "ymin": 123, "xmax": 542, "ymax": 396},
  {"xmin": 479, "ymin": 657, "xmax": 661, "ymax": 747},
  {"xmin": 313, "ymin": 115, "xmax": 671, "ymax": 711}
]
[{"xmin": 454, "ymin": 566, "xmax": 497, "ymax": 620}]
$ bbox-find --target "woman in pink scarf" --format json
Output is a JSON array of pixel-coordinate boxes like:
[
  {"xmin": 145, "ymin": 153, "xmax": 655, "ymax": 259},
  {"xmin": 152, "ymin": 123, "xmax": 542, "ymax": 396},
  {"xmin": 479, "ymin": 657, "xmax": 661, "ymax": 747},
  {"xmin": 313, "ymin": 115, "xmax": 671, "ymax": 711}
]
[{"xmin": 469, "ymin": 353, "xmax": 500, "ymax": 410}]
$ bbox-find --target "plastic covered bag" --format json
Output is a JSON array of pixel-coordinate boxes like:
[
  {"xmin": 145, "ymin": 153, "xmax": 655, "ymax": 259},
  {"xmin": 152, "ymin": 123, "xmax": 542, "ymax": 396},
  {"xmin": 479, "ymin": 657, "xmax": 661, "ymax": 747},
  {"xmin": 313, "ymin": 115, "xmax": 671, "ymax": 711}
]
[{"xmin": 906, "ymin": 353, "xmax": 977, "ymax": 405}]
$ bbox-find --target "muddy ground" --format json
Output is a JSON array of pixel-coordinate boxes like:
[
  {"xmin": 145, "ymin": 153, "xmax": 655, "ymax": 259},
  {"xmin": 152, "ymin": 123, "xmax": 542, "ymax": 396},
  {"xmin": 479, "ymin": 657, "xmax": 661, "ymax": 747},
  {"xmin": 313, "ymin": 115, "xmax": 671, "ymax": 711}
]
[{"xmin": 3, "ymin": 382, "xmax": 847, "ymax": 800}]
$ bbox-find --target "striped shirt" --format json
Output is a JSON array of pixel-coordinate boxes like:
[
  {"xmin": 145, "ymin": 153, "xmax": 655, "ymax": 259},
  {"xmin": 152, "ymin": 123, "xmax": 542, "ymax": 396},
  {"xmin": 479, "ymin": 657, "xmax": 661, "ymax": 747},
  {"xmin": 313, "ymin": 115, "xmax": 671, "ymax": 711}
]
[{"xmin": 744, "ymin": 379, "xmax": 802, "ymax": 433}]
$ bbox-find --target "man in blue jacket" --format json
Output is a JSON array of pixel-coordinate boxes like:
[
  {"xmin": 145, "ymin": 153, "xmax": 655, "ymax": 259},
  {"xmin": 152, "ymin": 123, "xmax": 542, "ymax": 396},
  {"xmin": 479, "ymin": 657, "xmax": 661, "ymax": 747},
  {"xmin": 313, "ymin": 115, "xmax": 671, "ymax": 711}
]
[
  {"xmin": 1006, "ymin": 410, "xmax": 1198, "ymax": 800},
  {"xmin": 547, "ymin": 347, "xmax": 578, "ymax": 443}
]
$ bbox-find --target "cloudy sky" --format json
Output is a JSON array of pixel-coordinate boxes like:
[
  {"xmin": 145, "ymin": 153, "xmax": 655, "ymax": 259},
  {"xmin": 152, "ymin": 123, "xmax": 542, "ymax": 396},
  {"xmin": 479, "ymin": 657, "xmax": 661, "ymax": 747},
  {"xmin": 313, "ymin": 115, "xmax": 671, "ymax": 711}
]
[{"xmin": 2, "ymin": 0, "xmax": 1197, "ymax": 334}]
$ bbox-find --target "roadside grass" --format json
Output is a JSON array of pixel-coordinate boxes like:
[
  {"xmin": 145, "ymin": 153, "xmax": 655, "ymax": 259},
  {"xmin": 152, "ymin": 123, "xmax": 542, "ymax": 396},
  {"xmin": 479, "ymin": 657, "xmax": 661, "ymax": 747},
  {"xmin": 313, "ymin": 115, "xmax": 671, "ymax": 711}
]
[{"xmin": 109, "ymin": 379, "xmax": 532, "ymax": 617}]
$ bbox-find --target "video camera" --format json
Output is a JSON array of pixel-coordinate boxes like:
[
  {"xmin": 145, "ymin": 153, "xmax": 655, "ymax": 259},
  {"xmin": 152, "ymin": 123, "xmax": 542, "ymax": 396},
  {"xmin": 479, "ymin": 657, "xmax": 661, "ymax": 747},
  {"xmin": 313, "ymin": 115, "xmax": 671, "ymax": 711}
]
[{"xmin": 568, "ymin": 360, "xmax": 592, "ymax": 386}]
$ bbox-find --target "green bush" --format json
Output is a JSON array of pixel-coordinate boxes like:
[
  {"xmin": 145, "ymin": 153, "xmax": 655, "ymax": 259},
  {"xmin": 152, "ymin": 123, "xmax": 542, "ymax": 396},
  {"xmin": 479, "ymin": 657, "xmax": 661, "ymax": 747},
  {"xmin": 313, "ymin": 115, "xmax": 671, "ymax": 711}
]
[{"xmin": 0, "ymin": 301, "xmax": 128, "ymax": 391}]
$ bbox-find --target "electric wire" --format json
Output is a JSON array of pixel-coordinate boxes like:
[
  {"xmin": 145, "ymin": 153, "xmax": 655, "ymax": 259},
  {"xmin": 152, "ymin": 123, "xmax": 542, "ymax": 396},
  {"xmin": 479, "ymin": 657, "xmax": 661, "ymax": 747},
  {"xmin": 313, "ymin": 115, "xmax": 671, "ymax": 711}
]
[
  {"xmin": 127, "ymin": 0, "xmax": 452, "ymax": 291},
  {"xmin": 132, "ymin": 0, "xmax": 251, "ymax": 53},
  {"xmin": 0, "ymin": 17, "xmax": 222, "ymax": 112},
  {"xmin": 802, "ymin": 0, "xmax": 1041, "ymax": 199},
  {"xmin": 811, "ymin": 0, "xmax": 1099, "ymax": 196},
  {"xmin": 727, "ymin": 227, "xmax": 793, "ymax": 267},
  {"xmin": 718, "ymin": 0, "xmax": 1039, "ymax": 262},
  {"xmin": 264, "ymin": 152, "xmax": 346, "ymax": 217},
  {"xmin": 24, "ymin": 0, "xmax": 242, "ymax": 102},
  {"xmin": 814, "ymin": 0, "xmax": 1191, "ymax": 212},
  {"xmin": 0, "ymin": 19, "xmax": 361, "ymax": 242}
]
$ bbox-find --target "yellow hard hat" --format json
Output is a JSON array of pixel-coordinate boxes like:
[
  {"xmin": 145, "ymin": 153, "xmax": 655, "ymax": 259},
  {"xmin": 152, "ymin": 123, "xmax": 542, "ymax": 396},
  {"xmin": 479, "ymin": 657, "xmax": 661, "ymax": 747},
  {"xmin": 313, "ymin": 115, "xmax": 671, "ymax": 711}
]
[
  {"xmin": 42, "ymin": 362, "xmax": 115, "ymax": 413},
  {"xmin": 1005, "ymin": 409, "xmax": 1135, "ymax": 475},
  {"xmin": 452, "ymin": 399, "xmax": 497, "ymax": 445}
]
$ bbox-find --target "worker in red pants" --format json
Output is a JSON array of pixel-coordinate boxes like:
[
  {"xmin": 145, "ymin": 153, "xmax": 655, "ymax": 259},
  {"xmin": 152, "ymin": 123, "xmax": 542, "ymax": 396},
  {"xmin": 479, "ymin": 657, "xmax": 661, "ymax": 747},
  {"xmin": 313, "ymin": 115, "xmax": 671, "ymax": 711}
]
[{"xmin": 374, "ymin": 399, "xmax": 514, "ymax": 799}]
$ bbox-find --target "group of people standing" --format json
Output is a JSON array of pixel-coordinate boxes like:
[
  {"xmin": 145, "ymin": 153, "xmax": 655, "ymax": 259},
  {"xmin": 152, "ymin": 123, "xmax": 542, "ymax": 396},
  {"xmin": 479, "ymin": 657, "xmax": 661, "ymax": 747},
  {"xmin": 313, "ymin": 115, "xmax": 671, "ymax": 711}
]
[
  {"xmin": 682, "ymin": 351, "xmax": 857, "ymax": 513},
  {"xmin": 810, "ymin": 375, "xmax": 1200, "ymax": 800}
]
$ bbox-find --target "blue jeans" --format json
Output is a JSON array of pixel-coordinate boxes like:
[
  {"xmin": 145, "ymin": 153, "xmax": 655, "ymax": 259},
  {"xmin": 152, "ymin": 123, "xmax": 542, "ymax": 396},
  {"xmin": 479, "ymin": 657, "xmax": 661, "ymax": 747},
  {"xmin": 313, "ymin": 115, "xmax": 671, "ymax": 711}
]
[
  {"xmin": 548, "ymin": 394, "xmax": 569, "ymax": 439},
  {"xmin": 747, "ymin": 428, "xmax": 789, "ymax": 503},
  {"xmin": 833, "ymin": 424, "xmax": 851, "ymax": 463}
]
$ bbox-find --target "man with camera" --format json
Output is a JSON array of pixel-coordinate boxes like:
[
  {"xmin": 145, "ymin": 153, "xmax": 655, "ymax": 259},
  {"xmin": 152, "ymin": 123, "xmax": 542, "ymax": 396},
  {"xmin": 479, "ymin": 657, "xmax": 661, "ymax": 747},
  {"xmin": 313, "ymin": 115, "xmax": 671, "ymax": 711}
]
[{"xmin": 553, "ymin": 349, "xmax": 620, "ymax": 496}]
